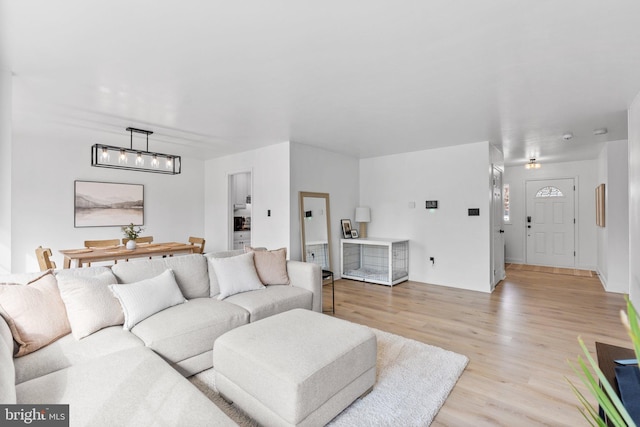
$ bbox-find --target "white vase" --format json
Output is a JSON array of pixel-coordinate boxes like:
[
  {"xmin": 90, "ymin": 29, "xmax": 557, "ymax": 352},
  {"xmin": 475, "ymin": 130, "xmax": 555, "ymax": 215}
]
[{"xmin": 126, "ymin": 240, "xmax": 136, "ymax": 250}]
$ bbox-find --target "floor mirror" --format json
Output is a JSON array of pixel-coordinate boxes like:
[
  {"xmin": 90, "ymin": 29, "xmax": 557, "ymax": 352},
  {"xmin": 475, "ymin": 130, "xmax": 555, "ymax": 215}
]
[{"xmin": 299, "ymin": 191, "xmax": 332, "ymax": 272}]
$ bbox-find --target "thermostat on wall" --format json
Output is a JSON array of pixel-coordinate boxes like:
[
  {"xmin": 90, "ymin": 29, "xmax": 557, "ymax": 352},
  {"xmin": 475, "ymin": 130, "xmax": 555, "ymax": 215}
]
[{"xmin": 425, "ymin": 200, "xmax": 438, "ymax": 209}]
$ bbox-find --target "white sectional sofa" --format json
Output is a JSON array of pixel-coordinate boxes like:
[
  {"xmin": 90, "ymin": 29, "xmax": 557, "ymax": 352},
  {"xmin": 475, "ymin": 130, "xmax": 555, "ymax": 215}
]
[{"xmin": 0, "ymin": 249, "xmax": 322, "ymax": 426}]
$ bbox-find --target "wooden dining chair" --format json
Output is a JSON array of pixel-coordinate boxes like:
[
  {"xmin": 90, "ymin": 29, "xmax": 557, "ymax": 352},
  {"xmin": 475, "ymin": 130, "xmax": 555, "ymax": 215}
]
[
  {"xmin": 188, "ymin": 237, "xmax": 206, "ymax": 254},
  {"xmin": 83, "ymin": 239, "xmax": 121, "ymax": 266},
  {"xmin": 84, "ymin": 239, "xmax": 120, "ymax": 249},
  {"xmin": 35, "ymin": 246, "xmax": 56, "ymax": 271},
  {"xmin": 122, "ymin": 236, "xmax": 154, "ymax": 245}
]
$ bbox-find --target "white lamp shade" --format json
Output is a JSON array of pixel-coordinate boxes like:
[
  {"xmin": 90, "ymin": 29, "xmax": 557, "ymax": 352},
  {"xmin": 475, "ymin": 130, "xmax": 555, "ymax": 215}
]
[{"xmin": 355, "ymin": 207, "xmax": 371, "ymax": 223}]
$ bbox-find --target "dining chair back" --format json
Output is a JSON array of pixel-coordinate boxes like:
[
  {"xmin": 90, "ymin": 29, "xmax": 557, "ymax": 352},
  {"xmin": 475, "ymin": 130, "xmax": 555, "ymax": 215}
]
[
  {"xmin": 188, "ymin": 236, "xmax": 206, "ymax": 254},
  {"xmin": 83, "ymin": 239, "xmax": 120, "ymax": 266},
  {"xmin": 122, "ymin": 236, "xmax": 154, "ymax": 245},
  {"xmin": 84, "ymin": 239, "xmax": 120, "ymax": 248},
  {"xmin": 35, "ymin": 246, "xmax": 56, "ymax": 271}
]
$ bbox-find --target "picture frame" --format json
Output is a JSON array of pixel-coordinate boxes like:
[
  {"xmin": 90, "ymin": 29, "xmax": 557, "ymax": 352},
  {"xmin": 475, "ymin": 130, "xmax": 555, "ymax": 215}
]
[
  {"xmin": 351, "ymin": 229, "xmax": 359, "ymax": 238},
  {"xmin": 341, "ymin": 219, "xmax": 353, "ymax": 238},
  {"xmin": 74, "ymin": 180, "xmax": 144, "ymax": 228}
]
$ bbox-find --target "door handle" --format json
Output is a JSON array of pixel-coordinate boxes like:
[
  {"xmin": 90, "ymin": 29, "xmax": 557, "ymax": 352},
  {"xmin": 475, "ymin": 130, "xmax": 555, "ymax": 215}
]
[{"xmin": 499, "ymin": 230, "xmax": 504, "ymax": 233}]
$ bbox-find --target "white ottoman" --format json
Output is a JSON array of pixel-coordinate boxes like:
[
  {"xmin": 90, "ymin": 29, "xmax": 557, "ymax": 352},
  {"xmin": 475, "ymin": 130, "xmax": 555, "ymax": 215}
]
[{"xmin": 213, "ymin": 309, "xmax": 377, "ymax": 427}]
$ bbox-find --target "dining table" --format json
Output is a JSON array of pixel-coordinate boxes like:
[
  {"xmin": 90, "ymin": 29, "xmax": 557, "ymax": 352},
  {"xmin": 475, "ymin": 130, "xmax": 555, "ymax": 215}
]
[{"xmin": 59, "ymin": 242, "xmax": 197, "ymax": 268}]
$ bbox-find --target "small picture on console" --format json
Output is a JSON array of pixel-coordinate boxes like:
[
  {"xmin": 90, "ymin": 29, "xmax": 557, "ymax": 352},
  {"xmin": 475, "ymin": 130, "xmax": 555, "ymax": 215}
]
[{"xmin": 341, "ymin": 219, "xmax": 352, "ymax": 238}]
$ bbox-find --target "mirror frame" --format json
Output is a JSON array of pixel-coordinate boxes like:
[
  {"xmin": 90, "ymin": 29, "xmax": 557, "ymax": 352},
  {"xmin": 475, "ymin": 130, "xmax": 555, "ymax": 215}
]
[{"xmin": 299, "ymin": 191, "xmax": 332, "ymax": 272}]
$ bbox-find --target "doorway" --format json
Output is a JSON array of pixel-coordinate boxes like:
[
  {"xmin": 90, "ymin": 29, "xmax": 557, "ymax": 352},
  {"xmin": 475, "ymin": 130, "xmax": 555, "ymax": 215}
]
[
  {"xmin": 491, "ymin": 166, "xmax": 505, "ymax": 290},
  {"xmin": 229, "ymin": 171, "xmax": 252, "ymax": 250},
  {"xmin": 525, "ymin": 178, "xmax": 575, "ymax": 267}
]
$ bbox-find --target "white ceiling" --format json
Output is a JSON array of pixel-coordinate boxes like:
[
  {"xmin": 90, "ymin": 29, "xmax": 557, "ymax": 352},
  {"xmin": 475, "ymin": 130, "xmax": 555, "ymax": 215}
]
[{"xmin": 3, "ymin": 1, "xmax": 640, "ymax": 166}]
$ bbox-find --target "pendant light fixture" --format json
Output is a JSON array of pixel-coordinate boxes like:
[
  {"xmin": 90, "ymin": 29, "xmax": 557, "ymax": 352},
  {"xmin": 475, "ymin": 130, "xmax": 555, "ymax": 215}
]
[{"xmin": 91, "ymin": 127, "xmax": 181, "ymax": 174}]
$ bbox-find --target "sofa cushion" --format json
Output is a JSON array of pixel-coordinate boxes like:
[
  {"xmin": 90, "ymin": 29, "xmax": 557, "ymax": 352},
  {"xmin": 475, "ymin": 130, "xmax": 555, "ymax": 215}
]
[
  {"xmin": 130, "ymin": 297, "xmax": 249, "ymax": 368},
  {"xmin": 0, "ymin": 272, "xmax": 71, "ymax": 357},
  {"xmin": 57, "ymin": 270, "xmax": 124, "ymax": 339},
  {"xmin": 209, "ymin": 252, "xmax": 265, "ymax": 300},
  {"xmin": 224, "ymin": 285, "xmax": 313, "ymax": 322},
  {"xmin": 110, "ymin": 269, "xmax": 186, "ymax": 331},
  {"xmin": 111, "ymin": 254, "xmax": 210, "ymax": 299},
  {"xmin": 16, "ymin": 346, "xmax": 236, "ymax": 427},
  {"xmin": 54, "ymin": 266, "xmax": 113, "ymax": 279},
  {"xmin": 0, "ymin": 317, "xmax": 16, "ymax": 403},
  {"xmin": 204, "ymin": 249, "xmax": 244, "ymax": 297},
  {"xmin": 245, "ymin": 247, "xmax": 290, "ymax": 285},
  {"xmin": 14, "ymin": 325, "xmax": 144, "ymax": 385}
]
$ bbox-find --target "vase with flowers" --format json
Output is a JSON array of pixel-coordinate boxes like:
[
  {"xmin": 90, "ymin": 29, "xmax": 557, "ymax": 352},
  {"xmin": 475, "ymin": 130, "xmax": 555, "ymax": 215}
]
[{"xmin": 122, "ymin": 223, "xmax": 144, "ymax": 249}]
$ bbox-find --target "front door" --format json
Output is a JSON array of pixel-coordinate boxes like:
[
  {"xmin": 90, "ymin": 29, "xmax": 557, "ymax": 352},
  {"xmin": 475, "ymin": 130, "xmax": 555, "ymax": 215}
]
[{"xmin": 525, "ymin": 178, "xmax": 575, "ymax": 267}]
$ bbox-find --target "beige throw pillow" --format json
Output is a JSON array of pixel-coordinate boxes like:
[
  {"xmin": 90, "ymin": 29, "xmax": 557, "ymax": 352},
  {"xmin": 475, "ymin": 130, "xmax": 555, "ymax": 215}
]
[
  {"xmin": 57, "ymin": 270, "xmax": 124, "ymax": 340},
  {"xmin": 0, "ymin": 272, "xmax": 71, "ymax": 357},
  {"xmin": 244, "ymin": 247, "xmax": 290, "ymax": 285}
]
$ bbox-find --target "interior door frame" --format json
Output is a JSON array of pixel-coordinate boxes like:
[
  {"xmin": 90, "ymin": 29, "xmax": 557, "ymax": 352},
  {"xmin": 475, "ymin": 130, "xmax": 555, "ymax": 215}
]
[
  {"xmin": 524, "ymin": 176, "xmax": 578, "ymax": 267},
  {"xmin": 227, "ymin": 169, "xmax": 253, "ymax": 250},
  {"xmin": 491, "ymin": 165, "xmax": 505, "ymax": 290}
]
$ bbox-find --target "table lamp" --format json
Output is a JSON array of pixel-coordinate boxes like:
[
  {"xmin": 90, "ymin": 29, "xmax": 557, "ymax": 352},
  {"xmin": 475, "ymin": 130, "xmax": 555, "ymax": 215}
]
[{"xmin": 355, "ymin": 207, "xmax": 371, "ymax": 238}]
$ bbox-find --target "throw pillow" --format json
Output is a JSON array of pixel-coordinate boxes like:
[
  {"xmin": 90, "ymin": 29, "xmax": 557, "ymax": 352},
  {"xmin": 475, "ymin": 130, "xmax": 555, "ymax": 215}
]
[
  {"xmin": 209, "ymin": 252, "xmax": 265, "ymax": 300},
  {"xmin": 244, "ymin": 247, "xmax": 290, "ymax": 285},
  {"xmin": 109, "ymin": 269, "xmax": 186, "ymax": 331},
  {"xmin": 0, "ymin": 272, "xmax": 71, "ymax": 357},
  {"xmin": 204, "ymin": 250, "xmax": 244, "ymax": 297},
  {"xmin": 57, "ymin": 270, "xmax": 124, "ymax": 340}
]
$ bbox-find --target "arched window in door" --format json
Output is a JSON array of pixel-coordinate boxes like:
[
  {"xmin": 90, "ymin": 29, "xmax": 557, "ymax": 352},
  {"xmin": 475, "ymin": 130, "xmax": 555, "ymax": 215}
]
[{"xmin": 535, "ymin": 186, "xmax": 564, "ymax": 198}]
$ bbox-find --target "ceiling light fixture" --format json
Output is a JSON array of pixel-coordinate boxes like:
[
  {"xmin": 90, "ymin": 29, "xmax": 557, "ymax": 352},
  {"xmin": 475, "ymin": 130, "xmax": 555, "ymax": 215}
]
[
  {"xmin": 593, "ymin": 128, "xmax": 608, "ymax": 136},
  {"xmin": 91, "ymin": 127, "xmax": 181, "ymax": 175},
  {"xmin": 562, "ymin": 132, "xmax": 574, "ymax": 141},
  {"xmin": 525, "ymin": 158, "xmax": 541, "ymax": 169}
]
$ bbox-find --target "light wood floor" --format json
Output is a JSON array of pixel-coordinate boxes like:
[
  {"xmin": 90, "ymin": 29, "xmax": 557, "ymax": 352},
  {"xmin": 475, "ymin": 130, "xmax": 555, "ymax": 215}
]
[{"xmin": 323, "ymin": 268, "xmax": 630, "ymax": 426}]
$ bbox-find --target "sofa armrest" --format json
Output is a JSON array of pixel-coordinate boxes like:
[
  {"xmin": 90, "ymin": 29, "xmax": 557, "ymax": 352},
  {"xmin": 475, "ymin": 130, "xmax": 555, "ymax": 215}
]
[
  {"xmin": 0, "ymin": 316, "xmax": 17, "ymax": 403},
  {"xmin": 287, "ymin": 261, "xmax": 322, "ymax": 312}
]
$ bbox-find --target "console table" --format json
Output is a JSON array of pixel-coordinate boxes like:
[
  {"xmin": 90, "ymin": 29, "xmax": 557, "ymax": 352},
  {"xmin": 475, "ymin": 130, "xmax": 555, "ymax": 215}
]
[{"xmin": 340, "ymin": 237, "xmax": 409, "ymax": 286}]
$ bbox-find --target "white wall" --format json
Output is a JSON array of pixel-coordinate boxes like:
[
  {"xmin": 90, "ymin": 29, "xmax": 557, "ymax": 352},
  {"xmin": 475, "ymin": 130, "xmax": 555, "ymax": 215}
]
[
  {"xmin": 597, "ymin": 149, "xmax": 608, "ymax": 282},
  {"xmin": 629, "ymin": 93, "xmax": 640, "ymax": 308},
  {"xmin": 360, "ymin": 141, "xmax": 493, "ymax": 292},
  {"xmin": 597, "ymin": 140, "xmax": 629, "ymax": 293},
  {"xmin": 289, "ymin": 142, "xmax": 359, "ymax": 273},
  {"xmin": 205, "ymin": 142, "xmax": 290, "ymax": 254},
  {"xmin": 0, "ymin": 69, "xmax": 11, "ymax": 274},
  {"xmin": 9, "ymin": 119, "xmax": 205, "ymax": 273},
  {"xmin": 503, "ymin": 159, "xmax": 599, "ymax": 270}
]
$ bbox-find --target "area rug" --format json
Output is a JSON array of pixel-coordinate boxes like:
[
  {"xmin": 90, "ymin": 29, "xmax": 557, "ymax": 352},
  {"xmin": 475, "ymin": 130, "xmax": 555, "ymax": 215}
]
[{"xmin": 189, "ymin": 327, "xmax": 469, "ymax": 426}]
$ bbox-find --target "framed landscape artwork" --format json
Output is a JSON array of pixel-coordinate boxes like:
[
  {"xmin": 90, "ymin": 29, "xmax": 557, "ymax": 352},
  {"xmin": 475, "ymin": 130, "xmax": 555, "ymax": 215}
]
[{"xmin": 74, "ymin": 181, "xmax": 144, "ymax": 227}]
